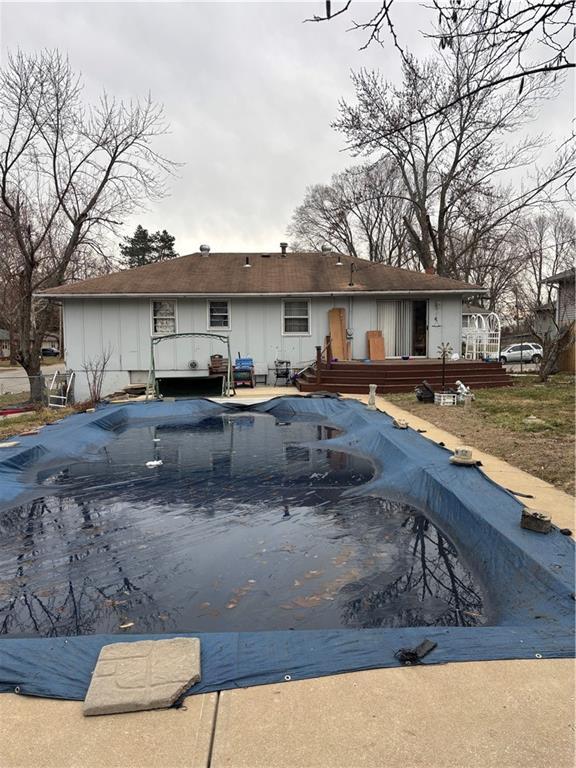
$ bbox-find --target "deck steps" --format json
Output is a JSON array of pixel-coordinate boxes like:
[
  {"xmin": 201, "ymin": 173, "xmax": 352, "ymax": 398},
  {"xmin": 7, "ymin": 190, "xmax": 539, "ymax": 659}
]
[{"xmin": 295, "ymin": 359, "xmax": 513, "ymax": 394}]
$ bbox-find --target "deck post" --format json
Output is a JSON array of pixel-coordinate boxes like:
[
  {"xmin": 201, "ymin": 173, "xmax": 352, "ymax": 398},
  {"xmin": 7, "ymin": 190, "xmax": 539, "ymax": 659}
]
[
  {"xmin": 315, "ymin": 346, "xmax": 322, "ymax": 384},
  {"xmin": 326, "ymin": 337, "xmax": 332, "ymax": 368}
]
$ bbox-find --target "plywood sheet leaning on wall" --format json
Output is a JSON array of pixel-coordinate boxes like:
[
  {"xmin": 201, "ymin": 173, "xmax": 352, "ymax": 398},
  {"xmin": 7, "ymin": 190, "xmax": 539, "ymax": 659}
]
[
  {"xmin": 366, "ymin": 330, "xmax": 386, "ymax": 360},
  {"xmin": 328, "ymin": 308, "xmax": 348, "ymax": 360}
]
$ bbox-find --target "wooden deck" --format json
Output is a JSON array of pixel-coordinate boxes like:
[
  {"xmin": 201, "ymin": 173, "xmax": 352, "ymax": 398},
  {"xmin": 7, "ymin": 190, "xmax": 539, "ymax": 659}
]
[{"xmin": 295, "ymin": 358, "xmax": 513, "ymax": 394}]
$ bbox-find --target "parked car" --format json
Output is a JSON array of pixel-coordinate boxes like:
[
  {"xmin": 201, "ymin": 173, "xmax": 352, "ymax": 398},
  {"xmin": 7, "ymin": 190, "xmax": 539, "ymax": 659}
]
[
  {"xmin": 499, "ymin": 343, "xmax": 543, "ymax": 364},
  {"xmin": 41, "ymin": 347, "xmax": 60, "ymax": 357}
]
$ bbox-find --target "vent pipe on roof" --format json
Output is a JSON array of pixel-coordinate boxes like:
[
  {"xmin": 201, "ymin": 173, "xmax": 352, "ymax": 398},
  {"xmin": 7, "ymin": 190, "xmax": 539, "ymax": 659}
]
[
  {"xmin": 336, "ymin": 254, "xmax": 343, "ymax": 266},
  {"xmin": 200, "ymin": 244, "xmax": 210, "ymax": 256},
  {"xmin": 280, "ymin": 242, "xmax": 288, "ymax": 256},
  {"xmin": 244, "ymin": 256, "xmax": 252, "ymax": 268},
  {"xmin": 321, "ymin": 244, "xmax": 331, "ymax": 253}
]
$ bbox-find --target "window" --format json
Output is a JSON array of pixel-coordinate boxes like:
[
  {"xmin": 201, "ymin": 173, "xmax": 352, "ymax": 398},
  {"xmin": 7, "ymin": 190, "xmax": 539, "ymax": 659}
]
[
  {"xmin": 208, "ymin": 300, "xmax": 230, "ymax": 329},
  {"xmin": 152, "ymin": 300, "xmax": 176, "ymax": 335},
  {"xmin": 283, "ymin": 300, "xmax": 310, "ymax": 335},
  {"xmin": 285, "ymin": 444, "xmax": 310, "ymax": 463}
]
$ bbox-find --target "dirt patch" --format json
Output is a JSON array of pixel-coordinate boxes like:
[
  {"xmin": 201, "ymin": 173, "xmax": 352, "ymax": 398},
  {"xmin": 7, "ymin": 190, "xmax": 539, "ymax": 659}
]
[{"xmin": 386, "ymin": 375, "xmax": 575, "ymax": 495}]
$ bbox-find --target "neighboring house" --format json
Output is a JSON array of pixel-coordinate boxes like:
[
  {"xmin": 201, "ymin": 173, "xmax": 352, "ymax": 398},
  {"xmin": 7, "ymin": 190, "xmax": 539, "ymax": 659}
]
[
  {"xmin": 543, "ymin": 267, "xmax": 575, "ymax": 372},
  {"xmin": 543, "ymin": 267, "xmax": 575, "ymax": 328},
  {"xmin": 0, "ymin": 329, "xmax": 9, "ymax": 359},
  {"xmin": 462, "ymin": 303, "xmax": 490, "ymax": 331},
  {"xmin": 38, "ymin": 247, "xmax": 486, "ymax": 400},
  {"xmin": 42, "ymin": 332, "xmax": 60, "ymax": 351},
  {"xmin": 0, "ymin": 329, "xmax": 60, "ymax": 361}
]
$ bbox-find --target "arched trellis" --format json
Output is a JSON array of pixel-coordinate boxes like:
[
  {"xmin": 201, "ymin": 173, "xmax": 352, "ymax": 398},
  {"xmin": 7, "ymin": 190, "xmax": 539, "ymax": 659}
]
[
  {"xmin": 146, "ymin": 332, "xmax": 234, "ymax": 400},
  {"xmin": 463, "ymin": 312, "xmax": 501, "ymax": 360}
]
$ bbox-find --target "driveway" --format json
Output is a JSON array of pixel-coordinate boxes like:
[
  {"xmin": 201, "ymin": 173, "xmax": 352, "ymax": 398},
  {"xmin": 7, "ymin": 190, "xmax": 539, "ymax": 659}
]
[
  {"xmin": 0, "ymin": 362, "xmax": 65, "ymax": 397},
  {"xmin": 503, "ymin": 362, "xmax": 539, "ymax": 373}
]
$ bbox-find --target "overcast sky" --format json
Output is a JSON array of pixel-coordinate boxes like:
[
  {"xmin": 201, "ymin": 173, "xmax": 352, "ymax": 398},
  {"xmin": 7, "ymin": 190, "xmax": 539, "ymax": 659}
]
[{"xmin": 0, "ymin": 1, "xmax": 573, "ymax": 256}]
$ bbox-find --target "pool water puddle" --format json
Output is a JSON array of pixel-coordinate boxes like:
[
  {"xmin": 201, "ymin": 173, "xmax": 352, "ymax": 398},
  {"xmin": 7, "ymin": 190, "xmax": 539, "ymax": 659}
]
[{"xmin": 0, "ymin": 413, "xmax": 487, "ymax": 637}]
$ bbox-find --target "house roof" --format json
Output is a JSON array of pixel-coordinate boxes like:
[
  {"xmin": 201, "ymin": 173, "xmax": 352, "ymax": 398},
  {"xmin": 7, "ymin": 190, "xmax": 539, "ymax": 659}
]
[
  {"xmin": 463, "ymin": 303, "xmax": 490, "ymax": 315},
  {"xmin": 37, "ymin": 251, "xmax": 485, "ymax": 298},
  {"xmin": 543, "ymin": 266, "xmax": 575, "ymax": 284}
]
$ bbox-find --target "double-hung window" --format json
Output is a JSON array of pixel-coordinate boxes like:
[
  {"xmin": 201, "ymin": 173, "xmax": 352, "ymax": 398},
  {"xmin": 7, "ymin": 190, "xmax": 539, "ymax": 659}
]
[
  {"xmin": 152, "ymin": 300, "xmax": 176, "ymax": 335},
  {"xmin": 283, "ymin": 300, "xmax": 310, "ymax": 335},
  {"xmin": 208, "ymin": 300, "xmax": 230, "ymax": 330}
]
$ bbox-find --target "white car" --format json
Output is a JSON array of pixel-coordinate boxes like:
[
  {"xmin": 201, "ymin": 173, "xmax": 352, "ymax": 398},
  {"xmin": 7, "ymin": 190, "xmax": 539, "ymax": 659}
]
[{"xmin": 499, "ymin": 343, "xmax": 543, "ymax": 364}]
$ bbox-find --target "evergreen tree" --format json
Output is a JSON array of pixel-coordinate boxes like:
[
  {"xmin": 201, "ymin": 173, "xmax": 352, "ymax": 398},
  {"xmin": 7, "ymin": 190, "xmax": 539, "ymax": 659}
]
[
  {"xmin": 119, "ymin": 225, "xmax": 153, "ymax": 268},
  {"xmin": 119, "ymin": 225, "xmax": 178, "ymax": 268},
  {"xmin": 151, "ymin": 229, "xmax": 178, "ymax": 261}
]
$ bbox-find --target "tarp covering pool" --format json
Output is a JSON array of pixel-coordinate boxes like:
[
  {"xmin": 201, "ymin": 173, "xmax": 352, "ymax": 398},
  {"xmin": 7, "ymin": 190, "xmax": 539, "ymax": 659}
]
[{"xmin": 0, "ymin": 396, "xmax": 573, "ymax": 700}]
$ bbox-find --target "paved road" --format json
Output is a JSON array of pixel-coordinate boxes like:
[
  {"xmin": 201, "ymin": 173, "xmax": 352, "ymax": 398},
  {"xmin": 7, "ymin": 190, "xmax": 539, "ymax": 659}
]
[
  {"xmin": 0, "ymin": 363, "xmax": 65, "ymax": 396},
  {"xmin": 503, "ymin": 362, "xmax": 539, "ymax": 374}
]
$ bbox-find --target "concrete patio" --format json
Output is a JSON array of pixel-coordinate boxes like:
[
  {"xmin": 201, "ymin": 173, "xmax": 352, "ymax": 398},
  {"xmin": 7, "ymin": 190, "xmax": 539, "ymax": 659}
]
[{"xmin": 1, "ymin": 388, "xmax": 574, "ymax": 768}]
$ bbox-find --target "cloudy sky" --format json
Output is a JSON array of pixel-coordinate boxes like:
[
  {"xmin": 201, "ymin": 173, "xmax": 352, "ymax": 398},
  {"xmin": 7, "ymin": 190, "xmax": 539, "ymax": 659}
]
[{"xmin": 0, "ymin": 1, "xmax": 572, "ymax": 256}]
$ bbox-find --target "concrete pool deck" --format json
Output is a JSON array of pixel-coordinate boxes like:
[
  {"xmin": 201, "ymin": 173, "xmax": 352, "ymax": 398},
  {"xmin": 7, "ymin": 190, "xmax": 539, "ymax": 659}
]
[{"xmin": 0, "ymin": 388, "xmax": 574, "ymax": 768}]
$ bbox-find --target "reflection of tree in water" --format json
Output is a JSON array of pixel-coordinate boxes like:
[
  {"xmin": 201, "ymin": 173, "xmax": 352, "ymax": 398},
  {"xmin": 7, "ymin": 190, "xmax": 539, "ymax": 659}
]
[
  {"xmin": 340, "ymin": 515, "xmax": 485, "ymax": 629},
  {"xmin": 0, "ymin": 497, "xmax": 173, "ymax": 637},
  {"xmin": 0, "ymin": 419, "xmax": 486, "ymax": 636}
]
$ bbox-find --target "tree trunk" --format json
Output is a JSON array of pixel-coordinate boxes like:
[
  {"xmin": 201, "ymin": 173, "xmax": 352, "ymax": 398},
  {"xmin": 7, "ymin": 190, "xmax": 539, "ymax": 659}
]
[
  {"xmin": 16, "ymin": 280, "xmax": 50, "ymax": 405},
  {"xmin": 23, "ymin": 356, "xmax": 45, "ymax": 403},
  {"xmin": 9, "ymin": 327, "xmax": 18, "ymax": 366}
]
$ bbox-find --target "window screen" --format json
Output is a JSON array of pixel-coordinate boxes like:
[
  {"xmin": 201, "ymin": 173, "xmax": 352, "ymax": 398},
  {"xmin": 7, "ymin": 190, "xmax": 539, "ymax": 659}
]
[
  {"xmin": 209, "ymin": 300, "xmax": 230, "ymax": 329},
  {"xmin": 152, "ymin": 300, "xmax": 176, "ymax": 334},
  {"xmin": 283, "ymin": 300, "xmax": 309, "ymax": 334}
]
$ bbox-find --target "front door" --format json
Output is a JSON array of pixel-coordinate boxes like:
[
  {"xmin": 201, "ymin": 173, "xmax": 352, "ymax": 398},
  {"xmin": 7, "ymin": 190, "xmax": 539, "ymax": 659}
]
[{"xmin": 377, "ymin": 300, "xmax": 428, "ymax": 357}]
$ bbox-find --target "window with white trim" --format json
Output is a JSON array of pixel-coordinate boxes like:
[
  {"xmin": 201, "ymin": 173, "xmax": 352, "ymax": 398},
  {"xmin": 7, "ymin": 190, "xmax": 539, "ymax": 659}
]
[
  {"xmin": 152, "ymin": 300, "xmax": 177, "ymax": 335},
  {"xmin": 283, "ymin": 300, "xmax": 310, "ymax": 334},
  {"xmin": 208, "ymin": 300, "xmax": 230, "ymax": 329}
]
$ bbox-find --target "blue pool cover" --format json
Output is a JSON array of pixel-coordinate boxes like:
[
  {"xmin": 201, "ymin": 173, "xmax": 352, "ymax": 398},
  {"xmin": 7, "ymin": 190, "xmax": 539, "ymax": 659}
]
[{"xmin": 0, "ymin": 396, "xmax": 574, "ymax": 700}]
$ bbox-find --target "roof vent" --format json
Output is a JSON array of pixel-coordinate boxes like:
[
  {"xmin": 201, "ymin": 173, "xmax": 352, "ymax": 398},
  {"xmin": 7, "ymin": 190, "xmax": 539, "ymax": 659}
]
[
  {"xmin": 280, "ymin": 242, "xmax": 288, "ymax": 256},
  {"xmin": 244, "ymin": 256, "xmax": 252, "ymax": 268},
  {"xmin": 200, "ymin": 244, "xmax": 210, "ymax": 256},
  {"xmin": 321, "ymin": 244, "xmax": 331, "ymax": 253},
  {"xmin": 336, "ymin": 254, "xmax": 343, "ymax": 266},
  {"xmin": 261, "ymin": 253, "xmax": 271, "ymax": 258}
]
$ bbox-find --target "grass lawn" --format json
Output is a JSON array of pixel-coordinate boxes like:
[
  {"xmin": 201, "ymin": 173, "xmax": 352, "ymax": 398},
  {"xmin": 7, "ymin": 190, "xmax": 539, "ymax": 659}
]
[
  {"xmin": 385, "ymin": 373, "xmax": 575, "ymax": 495},
  {"xmin": 0, "ymin": 392, "xmax": 30, "ymax": 407},
  {"xmin": 0, "ymin": 407, "xmax": 75, "ymax": 442}
]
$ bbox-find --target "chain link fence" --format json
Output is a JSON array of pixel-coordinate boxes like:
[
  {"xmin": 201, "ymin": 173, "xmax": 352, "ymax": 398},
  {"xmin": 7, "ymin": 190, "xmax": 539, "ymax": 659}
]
[{"xmin": 0, "ymin": 370, "xmax": 74, "ymax": 407}]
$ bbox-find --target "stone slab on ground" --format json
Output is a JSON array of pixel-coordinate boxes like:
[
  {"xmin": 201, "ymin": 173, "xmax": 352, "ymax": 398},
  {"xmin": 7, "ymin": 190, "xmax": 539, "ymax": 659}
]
[{"xmin": 83, "ymin": 637, "xmax": 201, "ymax": 716}]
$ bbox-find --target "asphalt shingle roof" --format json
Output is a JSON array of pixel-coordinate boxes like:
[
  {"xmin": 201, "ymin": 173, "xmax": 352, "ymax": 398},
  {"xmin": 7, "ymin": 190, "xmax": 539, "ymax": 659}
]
[{"xmin": 38, "ymin": 251, "xmax": 484, "ymax": 297}]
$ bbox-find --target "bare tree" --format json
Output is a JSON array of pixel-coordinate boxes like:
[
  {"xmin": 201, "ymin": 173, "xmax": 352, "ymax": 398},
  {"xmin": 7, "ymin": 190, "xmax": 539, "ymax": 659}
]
[
  {"xmin": 333, "ymin": 19, "xmax": 574, "ymax": 276},
  {"xmin": 288, "ymin": 159, "xmax": 416, "ymax": 265},
  {"xmin": 309, "ymin": 1, "xmax": 574, "ymax": 129},
  {"xmin": 519, "ymin": 208, "xmax": 576, "ymax": 306},
  {"xmin": 82, "ymin": 347, "xmax": 113, "ymax": 404},
  {"xmin": 0, "ymin": 50, "xmax": 175, "ymax": 402}
]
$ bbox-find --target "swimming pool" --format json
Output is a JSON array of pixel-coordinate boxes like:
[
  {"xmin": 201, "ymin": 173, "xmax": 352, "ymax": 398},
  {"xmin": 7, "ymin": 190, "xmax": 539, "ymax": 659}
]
[{"xmin": 0, "ymin": 396, "xmax": 573, "ymax": 699}]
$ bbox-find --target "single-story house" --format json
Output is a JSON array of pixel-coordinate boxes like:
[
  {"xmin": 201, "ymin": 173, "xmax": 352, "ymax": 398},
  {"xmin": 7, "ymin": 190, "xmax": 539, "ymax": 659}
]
[
  {"xmin": 38, "ymin": 246, "xmax": 486, "ymax": 400},
  {"xmin": 543, "ymin": 267, "xmax": 575, "ymax": 372}
]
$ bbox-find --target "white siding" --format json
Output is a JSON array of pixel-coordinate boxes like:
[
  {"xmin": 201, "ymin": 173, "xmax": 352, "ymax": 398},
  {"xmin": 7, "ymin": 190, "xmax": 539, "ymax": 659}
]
[
  {"xmin": 63, "ymin": 295, "xmax": 465, "ymax": 400},
  {"xmin": 558, "ymin": 280, "xmax": 575, "ymax": 326},
  {"xmin": 428, "ymin": 296, "xmax": 462, "ymax": 355}
]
